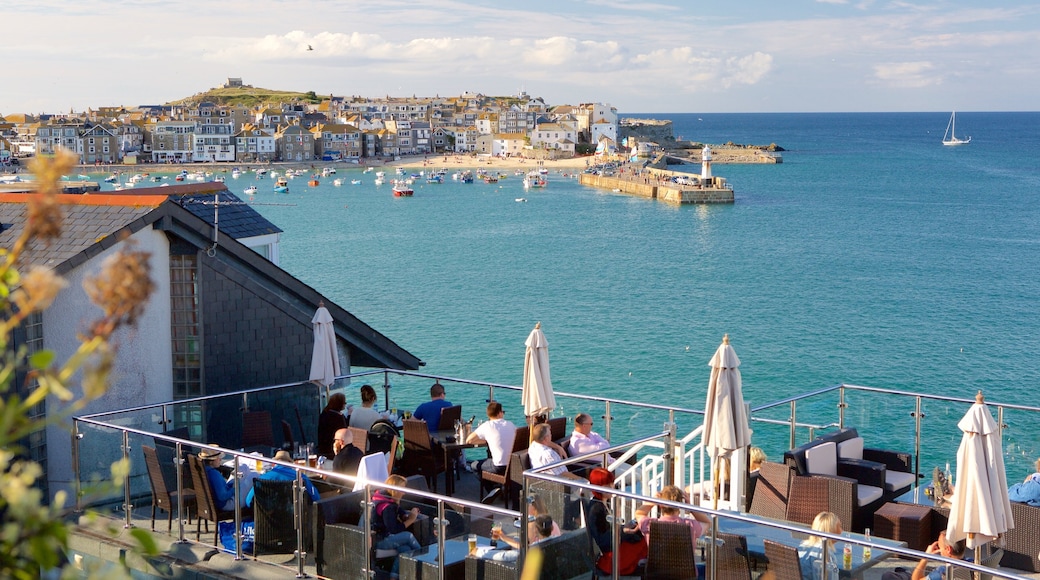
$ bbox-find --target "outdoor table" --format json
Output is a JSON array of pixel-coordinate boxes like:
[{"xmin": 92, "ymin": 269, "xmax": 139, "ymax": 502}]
[
  {"xmin": 398, "ymin": 536, "xmax": 494, "ymax": 580},
  {"xmin": 718, "ymin": 513, "xmax": 906, "ymax": 579},
  {"xmin": 431, "ymin": 429, "xmax": 486, "ymax": 496}
]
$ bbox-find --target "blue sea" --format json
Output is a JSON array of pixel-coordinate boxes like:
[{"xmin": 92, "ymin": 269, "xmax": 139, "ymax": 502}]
[{"xmin": 95, "ymin": 112, "xmax": 1040, "ymax": 467}]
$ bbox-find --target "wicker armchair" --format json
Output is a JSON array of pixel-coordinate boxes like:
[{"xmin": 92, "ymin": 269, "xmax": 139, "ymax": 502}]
[
  {"xmin": 705, "ymin": 532, "xmax": 753, "ymax": 580},
  {"xmin": 142, "ymin": 445, "xmax": 195, "ymax": 532},
  {"xmin": 464, "ymin": 528, "xmax": 589, "ymax": 580},
  {"xmin": 400, "ymin": 419, "xmax": 446, "ymax": 491},
  {"xmin": 313, "ymin": 490, "xmax": 365, "ymax": 576},
  {"xmin": 643, "ymin": 520, "xmax": 699, "ymax": 580},
  {"xmin": 786, "ymin": 474, "xmax": 855, "ymax": 534},
  {"xmin": 763, "ymin": 539, "xmax": 803, "ymax": 579},
  {"xmin": 252, "ymin": 478, "xmax": 313, "ymax": 555},
  {"xmin": 186, "ymin": 453, "xmax": 251, "ymax": 546},
  {"xmin": 1002, "ymin": 501, "xmax": 1040, "ymax": 572},
  {"xmin": 748, "ymin": 461, "xmax": 791, "ymax": 521}
]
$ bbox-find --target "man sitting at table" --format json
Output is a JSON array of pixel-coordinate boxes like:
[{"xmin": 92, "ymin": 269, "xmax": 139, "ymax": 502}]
[
  {"xmin": 331, "ymin": 428, "xmax": 363, "ymax": 477},
  {"xmin": 569, "ymin": 412, "xmax": 610, "ymax": 455},
  {"xmin": 466, "ymin": 401, "xmax": 516, "ymax": 501},
  {"xmin": 911, "ymin": 531, "xmax": 968, "ymax": 580},
  {"xmin": 244, "ymin": 450, "xmax": 321, "ymax": 507},
  {"xmin": 530, "ymin": 423, "xmax": 585, "ymax": 482},
  {"xmin": 412, "ymin": 382, "xmax": 452, "ymax": 431},
  {"xmin": 199, "ymin": 446, "xmax": 258, "ymax": 510}
]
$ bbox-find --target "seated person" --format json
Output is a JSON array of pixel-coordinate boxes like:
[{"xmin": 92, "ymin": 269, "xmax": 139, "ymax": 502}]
[
  {"xmin": 317, "ymin": 392, "xmax": 348, "ymax": 460},
  {"xmin": 348, "ymin": 384, "xmax": 383, "ymax": 432},
  {"xmin": 634, "ymin": 485, "xmax": 709, "ymax": 547},
  {"xmin": 370, "ymin": 474, "xmax": 423, "ymax": 574},
  {"xmin": 569, "ymin": 413, "xmax": 610, "ymax": 454},
  {"xmin": 911, "ymin": 531, "xmax": 968, "ymax": 580},
  {"xmin": 412, "ymin": 382, "xmax": 452, "ymax": 431},
  {"xmin": 529, "ymin": 423, "xmax": 585, "ymax": 482},
  {"xmin": 331, "ymin": 428, "xmax": 364, "ymax": 477},
  {"xmin": 244, "ymin": 449, "xmax": 321, "ymax": 507},
  {"xmin": 199, "ymin": 446, "xmax": 257, "ymax": 510},
  {"xmin": 466, "ymin": 401, "xmax": 517, "ymax": 492},
  {"xmin": 1025, "ymin": 457, "xmax": 1040, "ymax": 484},
  {"xmin": 588, "ymin": 467, "xmax": 647, "ymax": 576},
  {"xmin": 482, "ymin": 514, "xmax": 557, "ymax": 562},
  {"xmin": 797, "ymin": 511, "xmax": 842, "ymax": 580}
]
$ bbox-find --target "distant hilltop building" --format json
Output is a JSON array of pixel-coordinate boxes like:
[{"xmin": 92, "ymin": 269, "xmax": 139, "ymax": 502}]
[{"xmin": 223, "ymin": 77, "xmax": 244, "ymax": 89}]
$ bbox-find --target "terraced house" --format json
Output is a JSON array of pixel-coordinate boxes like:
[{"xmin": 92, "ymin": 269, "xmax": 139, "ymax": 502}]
[{"xmin": 312, "ymin": 122, "xmax": 361, "ymax": 161}]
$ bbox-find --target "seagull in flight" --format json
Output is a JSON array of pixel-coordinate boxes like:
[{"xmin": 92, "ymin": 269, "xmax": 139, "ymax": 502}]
[{"xmin": 307, "ymin": 44, "xmax": 314, "ymax": 51}]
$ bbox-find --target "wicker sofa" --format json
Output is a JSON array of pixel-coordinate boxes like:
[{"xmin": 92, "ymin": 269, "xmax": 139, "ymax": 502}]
[
  {"xmin": 464, "ymin": 528, "xmax": 591, "ymax": 580},
  {"xmin": 784, "ymin": 427, "xmax": 916, "ymax": 502}
]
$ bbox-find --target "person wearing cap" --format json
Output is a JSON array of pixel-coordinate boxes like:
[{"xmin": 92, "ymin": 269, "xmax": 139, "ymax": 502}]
[
  {"xmin": 199, "ymin": 446, "xmax": 237, "ymax": 511},
  {"xmin": 412, "ymin": 382, "xmax": 452, "ymax": 431},
  {"xmin": 244, "ymin": 450, "xmax": 321, "ymax": 507}
]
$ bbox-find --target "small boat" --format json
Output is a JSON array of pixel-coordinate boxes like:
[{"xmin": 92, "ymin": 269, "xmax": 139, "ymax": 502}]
[
  {"xmin": 350, "ymin": 179, "xmax": 362, "ymax": 185},
  {"xmin": 333, "ymin": 179, "xmax": 344, "ymax": 187},
  {"xmin": 274, "ymin": 177, "xmax": 289, "ymax": 193},
  {"xmin": 942, "ymin": 111, "xmax": 971, "ymax": 146},
  {"xmin": 308, "ymin": 179, "xmax": 320, "ymax": 187},
  {"xmin": 214, "ymin": 176, "xmax": 225, "ymax": 183},
  {"xmin": 523, "ymin": 171, "xmax": 547, "ymax": 189},
  {"xmin": 231, "ymin": 169, "xmax": 242, "ymax": 179},
  {"xmin": 104, "ymin": 174, "xmax": 118, "ymax": 183},
  {"xmin": 460, "ymin": 171, "xmax": 474, "ymax": 184},
  {"xmin": 151, "ymin": 176, "xmax": 162, "ymax": 182},
  {"xmin": 483, "ymin": 176, "xmax": 498, "ymax": 184},
  {"xmin": 392, "ymin": 182, "xmax": 414, "ymax": 197},
  {"xmin": 426, "ymin": 174, "xmax": 443, "ymax": 184},
  {"xmin": 322, "ymin": 167, "xmax": 336, "ymax": 176},
  {"xmin": 515, "ymin": 198, "xmax": 528, "ymax": 202},
  {"xmin": 244, "ymin": 185, "xmax": 258, "ymax": 195},
  {"xmin": 374, "ymin": 177, "xmax": 386, "ymax": 185}
]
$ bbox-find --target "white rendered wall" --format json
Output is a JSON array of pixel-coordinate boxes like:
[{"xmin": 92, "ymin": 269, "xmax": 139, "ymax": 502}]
[{"xmin": 44, "ymin": 227, "xmax": 173, "ymax": 501}]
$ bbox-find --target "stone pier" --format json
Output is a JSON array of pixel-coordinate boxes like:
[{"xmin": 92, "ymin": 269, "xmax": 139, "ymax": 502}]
[{"xmin": 578, "ymin": 173, "xmax": 734, "ymax": 204}]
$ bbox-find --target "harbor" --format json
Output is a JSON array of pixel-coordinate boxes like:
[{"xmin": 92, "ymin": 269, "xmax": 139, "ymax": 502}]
[{"xmin": 578, "ymin": 146, "xmax": 735, "ymax": 204}]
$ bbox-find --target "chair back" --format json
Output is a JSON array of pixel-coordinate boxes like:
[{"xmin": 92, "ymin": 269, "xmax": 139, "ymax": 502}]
[
  {"xmin": 253, "ymin": 478, "xmax": 311, "ymax": 555},
  {"xmin": 513, "ymin": 425, "xmax": 531, "ymax": 452},
  {"xmin": 281, "ymin": 420, "xmax": 295, "ymax": 450},
  {"xmin": 786, "ymin": 474, "xmax": 832, "ymax": 526},
  {"xmin": 749, "ymin": 461, "xmax": 791, "ymax": 521},
  {"xmin": 644, "ymin": 519, "xmax": 699, "ymax": 580},
  {"xmin": 348, "ymin": 427, "xmax": 369, "ymax": 454},
  {"xmin": 385, "ymin": 436, "xmax": 399, "ymax": 474},
  {"xmin": 403, "ymin": 419, "xmax": 433, "ymax": 451},
  {"xmin": 401, "ymin": 419, "xmax": 446, "ymax": 490},
  {"xmin": 548, "ymin": 416, "xmax": 567, "ymax": 442},
  {"xmin": 242, "ymin": 410, "xmax": 274, "ymax": 449},
  {"xmin": 950, "ymin": 548, "xmax": 1004, "ymax": 580},
  {"xmin": 187, "ymin": 453, "xmax": 220, "ymax": 521},
  {"xmin": 763, "ymin": 539, "xmax": 803, "ymax": 580},
  {"xmin": 439, "ymin": 405, "xmax": 462, "ymax": 432},
  {"xmin": 142, "ymin": 446, "xmax": 172, "ymax": 510},
  {"xmin": 705, "ymin": 532, "xmax": 753, "ymax": 580}
]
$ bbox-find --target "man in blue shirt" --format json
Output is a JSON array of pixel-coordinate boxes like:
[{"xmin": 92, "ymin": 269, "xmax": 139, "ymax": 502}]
[
  {"xmin": 244, "ymin": 450, "xmax": 321, "ymax": 507},
  {"xmin": 412, "ymin": 382, "xmax": 452, "ymax": 431},
  {"xmin": 911, "ymin": 531, "xmax": 968, "ymax": 580}
]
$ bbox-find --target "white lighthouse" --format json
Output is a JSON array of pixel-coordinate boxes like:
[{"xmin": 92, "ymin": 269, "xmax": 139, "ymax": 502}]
[{"xmin": 701, "ymin": 145, "xmax": 713, "ymax": 181}]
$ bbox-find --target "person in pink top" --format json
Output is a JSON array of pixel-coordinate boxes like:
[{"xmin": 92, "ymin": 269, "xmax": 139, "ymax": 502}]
[
  {"xmin": 635, "ymin": 485, "xmax": 711, "ymax": 547},
  {"xmin": 568, "ymin": 413, "xmax": 611, "ymax": 455}
]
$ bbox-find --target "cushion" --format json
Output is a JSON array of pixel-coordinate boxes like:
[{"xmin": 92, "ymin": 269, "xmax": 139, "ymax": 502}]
[
  {"xmin": 837, "ymin": 437, "xmax": 864, "ymax": 461},
  {"xmin": 855, "ymin": 484, "xmax": 884, "ymax": 506},
  {"xmin": 804, "ymin": 442, "xmax": 837, "ymax": 476},
  {"xmin": 884, "ymin": 470, "xmax": 916, "ymax": 493}
]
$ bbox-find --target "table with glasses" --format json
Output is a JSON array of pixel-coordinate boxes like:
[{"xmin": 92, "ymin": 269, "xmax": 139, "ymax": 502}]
[
  {"xmin": 718, "ymin": 513, "xmax": 906, "ymax": 579},
  {"xmin": 431, "ymin": 429, "xmax": 487, "ymax": 496},
  {"xmin": 398, "ymin": 536, "xmax": 494, "ymax": 580}
]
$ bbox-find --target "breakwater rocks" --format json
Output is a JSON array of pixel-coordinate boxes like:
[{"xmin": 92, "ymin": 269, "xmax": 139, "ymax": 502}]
[{"xmin": 579, "ymin": 171, "xmax": 734, "ymax": 205}]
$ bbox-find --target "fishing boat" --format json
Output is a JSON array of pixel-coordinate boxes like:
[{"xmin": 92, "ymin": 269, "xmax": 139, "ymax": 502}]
[
  {"xmin": 460, "ymin": 170, "xmax": 474, "ymax": 184},
  {"xmin": 942, "ymin": 111, "xmax": 971, "ymax": 146},
  {"xmin": 332, "ymin": 178, "xmax": 344, "ymax": 187},
  {"xmin": 243, "ymin": 185, "xmax": 258, "ymax": 195},
  {"xmin": 426, "ymin": 174, "xmax": 443, "ymax": 184},
  {"xmin": 523, "ymin": 171, "xmax": 547, "ymax": 189},
  {"xmin": 308, "ymin": 178, "xmax": 320, "ymax": 187},
  {"xmin": 273, "ymin": 177, "xmax": 289, "ymax": 193},
  {"xmin": 350, "ymin": 179, "xmax": 362, "ymax": 185},
  {"xmin": 392, "ymin": 181, "xmax": 414, "ymax": 197}
]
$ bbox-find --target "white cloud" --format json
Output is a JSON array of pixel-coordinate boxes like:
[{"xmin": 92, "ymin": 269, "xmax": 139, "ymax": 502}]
[{"xmin": 872, "ymin": 61, "xmax": 941, "ymax": 88}]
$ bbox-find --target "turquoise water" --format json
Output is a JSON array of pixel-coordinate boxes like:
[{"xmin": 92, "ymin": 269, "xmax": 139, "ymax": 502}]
[{"xmin": 87, "ymin": 112, "xmax": 1040, "ymax": 464}]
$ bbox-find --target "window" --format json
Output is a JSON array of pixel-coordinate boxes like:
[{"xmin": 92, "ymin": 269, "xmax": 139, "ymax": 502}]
[{"xmin": 170, "ymin": 254, "xmax": 202, "ymax": 400}]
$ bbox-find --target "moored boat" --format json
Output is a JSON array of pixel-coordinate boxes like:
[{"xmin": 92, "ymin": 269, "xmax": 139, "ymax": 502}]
[{"xmin": 392, "ymin": 181, "xmax": 414, "ymax": 196}]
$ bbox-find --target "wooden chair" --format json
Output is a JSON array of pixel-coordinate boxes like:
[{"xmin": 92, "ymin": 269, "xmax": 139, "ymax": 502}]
[
  {"xmin": 252, "ymin": 478, "xmax": 312, "ymax": 555},
  {"xmin": 400, "ymin": 419, "xmax": 446, "ymax": 492},
  {"xmin": 241, "ymin": 410, "xmax": 274, "ymax": 450},
  {"xmin": 705, "ymin": 532, "xmax": 753, "ymax": 580},
  {"xmin": 186, "ymin": 453, "xmax": 250, "ymax": 546},
  {"xmin": 142, "ymin": 445, "xmax": 195, "ymax": 532},
  {"xmin": 386, "ymin": 435, "xmax": 399, "ymax": 474},
  {"xmin": 763, "ymin": 539, "xmax": 803, "ymax": 580},
  {"xmin": 281, "ymin": 420, "xmax": 295, "ymax": 451},
  {"xmin": 749, "ymin": 461, "xmax": 792, "ymax": 521},
  {"xmin": 643, "ymin": 519, "xmax": 699, "ymax": 580}
]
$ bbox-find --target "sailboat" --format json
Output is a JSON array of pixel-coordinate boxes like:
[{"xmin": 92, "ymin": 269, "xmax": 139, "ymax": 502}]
[{"xmin": 942, "ymin": 111, "xmax": 971, "ymax": 146}]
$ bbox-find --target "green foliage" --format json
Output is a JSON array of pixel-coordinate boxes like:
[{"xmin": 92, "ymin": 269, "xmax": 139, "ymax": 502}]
[{"xmin": 170, "ymin": 86, "xmax": 323, "ymax": 108}]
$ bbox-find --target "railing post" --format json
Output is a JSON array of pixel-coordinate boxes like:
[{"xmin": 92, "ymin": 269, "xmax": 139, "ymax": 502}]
[
  {"xmin": 242, "ymin": 392, "xmax": 249, "ymax": 413},
  {"xmin": 160, "ymin": 403, "xmax": 171, "ymax": 431},
  {"xmin": 437, "ymin": 499, "xmax": 446, "ymax": 580},
  {"xmin": 363, "ymin": 485, "xmax": 373, "ymax": 578},
  {"xmin": 520, "ymin": 480, "xmax": 530, "ymax": 565},
  {"xmin": 789, "ymin": 401, "xmax": 798, "ymax": 449},
  {"xmin": 709, "ymin": 514, "xmax": 719, "ymax": 580},
  {"xmin": 664, "ymin": 410, "xmax": 676, "ymax": 487},
  {"xmin": 383, "ymin": 372, "xmax": 391, "ymax": 412},
  {"xmin": 912, "ymin": 396, "xmax": 924, "ymax": 489},
  {"xmin": 122, "ymin": 430, "xmax": 133, "ymax": 529},
  {"xmin": 294, "ymin": 469, "xmax": 306, "ymax": 578},
  {"xmin": 174, "ymin": 441, "xmax": 187, "ymax": 543},
  {"xmin": 232, "ymin": 455, "xmax": 244, "ymax": 560},
  {"xmin": 603, "ymin": 401, "xmax": 612, "ymax": 442},
  {"xmin": 838, "ymin": 385, "xmax": 847, "ymax": 429},
  {"xmin": 72, "ymin": 422, "xmax": 83, "ymax": 513}
]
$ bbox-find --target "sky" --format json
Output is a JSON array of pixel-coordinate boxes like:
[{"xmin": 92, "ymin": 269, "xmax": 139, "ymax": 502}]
[{"xmin": 3, "ymin": 0, "xmax": 1038, "ymax": 115}]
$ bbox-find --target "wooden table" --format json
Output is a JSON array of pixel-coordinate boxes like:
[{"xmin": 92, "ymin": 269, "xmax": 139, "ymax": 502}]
[
  {"xmin": 718, "ymin": 513, "xmax": 906, "ymax": 579},
  {"xmin": 430, "ymin": 429, "xmax": 486, "ymax": 496}
]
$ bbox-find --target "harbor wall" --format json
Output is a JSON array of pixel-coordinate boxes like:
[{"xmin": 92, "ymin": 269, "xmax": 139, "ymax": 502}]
[{"xmin": 578, "ymin": 174, "xmax": 734, "ymax": 204}]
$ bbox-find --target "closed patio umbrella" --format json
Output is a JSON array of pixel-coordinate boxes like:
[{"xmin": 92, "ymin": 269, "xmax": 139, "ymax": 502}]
[
  {"xmin": 308, "ymin": 302, "xmax": 340, "ymax": 392},
  {"xmin": 946, "ymin": 391, "xmax": 1014, "ymax": 565},
  {"xmin": 702, "ymin": 334, "xmax": 752, "ymax": 510},
  {"xmin": 522, "ymin": 322, "xmax": 556, "ymax": 422}
]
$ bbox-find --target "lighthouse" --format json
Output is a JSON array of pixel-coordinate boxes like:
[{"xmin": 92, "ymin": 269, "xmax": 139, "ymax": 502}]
[{"xmin": 701, "ymin": 145, "xmax": 713, "ymax": 181}]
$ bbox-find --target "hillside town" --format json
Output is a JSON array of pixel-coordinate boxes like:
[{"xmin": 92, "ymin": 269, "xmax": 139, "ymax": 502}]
[{"xmin": 0, "ymin": 79, "xmax": 622, "ymax": 167}]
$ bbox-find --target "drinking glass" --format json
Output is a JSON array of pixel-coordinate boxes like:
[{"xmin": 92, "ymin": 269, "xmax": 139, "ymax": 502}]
[{"xmin": 468, "ymin": 534, "xmax": 477, "ymax": 554}]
